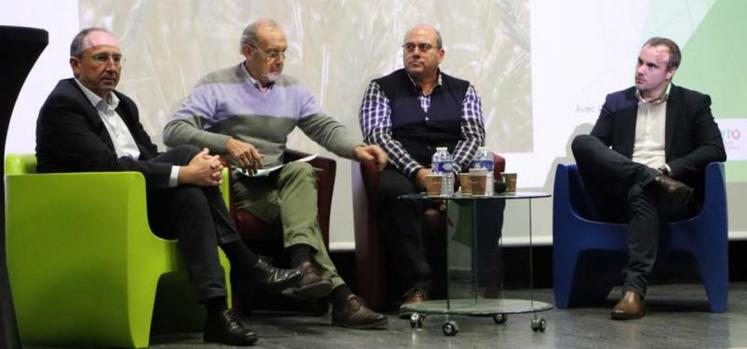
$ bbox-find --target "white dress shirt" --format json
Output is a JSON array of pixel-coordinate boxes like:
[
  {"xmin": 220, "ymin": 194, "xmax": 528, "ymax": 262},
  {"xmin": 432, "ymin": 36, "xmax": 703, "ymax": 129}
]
[
  {"xmin": 75, "ymin": 79, "xmax": 180, "ymax": 186},
  {"xmin": 632, "ymin": 84, "xmax": 671, "ymax": 172}
]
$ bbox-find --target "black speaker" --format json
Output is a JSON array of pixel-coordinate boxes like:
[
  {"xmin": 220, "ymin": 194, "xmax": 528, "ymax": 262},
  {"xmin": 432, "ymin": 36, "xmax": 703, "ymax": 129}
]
[{"xmin": 0, "ymin": 25, "xmax": 48, "ymax": 349}]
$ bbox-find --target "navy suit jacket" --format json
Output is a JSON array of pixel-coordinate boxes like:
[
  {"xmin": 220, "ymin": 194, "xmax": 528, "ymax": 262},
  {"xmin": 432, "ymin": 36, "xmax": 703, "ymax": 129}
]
[
  {"xmin": 36, "ymin": 78, "xmax": 173, "ymax": 188},
  {"xmin": 590, "ymin": 84, "xmax": 726, "ymax": 195}
]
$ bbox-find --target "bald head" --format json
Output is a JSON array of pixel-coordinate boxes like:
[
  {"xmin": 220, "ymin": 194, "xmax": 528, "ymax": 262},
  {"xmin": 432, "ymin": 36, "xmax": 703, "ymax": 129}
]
[{"xmin": 404, "ymin": 24, "xmax": 442, "ymax": 49}]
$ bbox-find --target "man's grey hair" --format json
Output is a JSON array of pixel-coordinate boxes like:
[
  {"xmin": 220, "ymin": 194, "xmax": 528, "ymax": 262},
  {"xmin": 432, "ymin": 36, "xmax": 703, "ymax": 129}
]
[
  {"xmin": 70, "ymin": 27, "xmax": 113, "ymax": 57},
  {"xmin": 643, "ymin": 37, "xmax": 681, "ymax": 70},
  {"xmin": 240, "ymin": 19, "xmax": 281, "ymax": 52}
]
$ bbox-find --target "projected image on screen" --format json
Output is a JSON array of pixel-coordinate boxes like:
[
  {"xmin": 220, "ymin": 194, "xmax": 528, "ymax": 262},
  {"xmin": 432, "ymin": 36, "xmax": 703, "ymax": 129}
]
[
  {"xmin": 79, "ymin": 0, "xmax": 532, "ymax": 154},
  {"xmin": 443, "ymin": 1, "xmax": 533, "ymax": 153},
  {"xmin": 77, "ymin": 0, "xmax": 747, "ymax": 243}
]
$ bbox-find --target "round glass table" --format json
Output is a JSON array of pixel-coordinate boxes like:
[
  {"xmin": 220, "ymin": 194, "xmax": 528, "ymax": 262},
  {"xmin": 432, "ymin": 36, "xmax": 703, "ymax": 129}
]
[{"xmin": 398, "ymin": 191, "xmax": 552, "ymax": 335}]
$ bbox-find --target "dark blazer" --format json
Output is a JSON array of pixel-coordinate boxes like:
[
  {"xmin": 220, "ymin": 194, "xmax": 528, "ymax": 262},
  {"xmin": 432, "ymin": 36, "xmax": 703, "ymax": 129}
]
[
  {"xmin": 36, "ymin": 78, "xmax": 173, "ymax": 188},
  {"xmin": 591, "ymin": 84, "xmax": 726, "ymax": 193}
]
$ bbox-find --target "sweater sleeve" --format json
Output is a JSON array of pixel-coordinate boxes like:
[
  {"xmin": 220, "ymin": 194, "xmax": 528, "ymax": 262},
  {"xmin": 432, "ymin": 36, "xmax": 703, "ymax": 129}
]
[
  {"xmin": 297, "ymin": 112, "xmax": 363, "ymax": 159},
  {"xmin": 163, "ymin": 84, "xmax": 232, "ymax": 153}
]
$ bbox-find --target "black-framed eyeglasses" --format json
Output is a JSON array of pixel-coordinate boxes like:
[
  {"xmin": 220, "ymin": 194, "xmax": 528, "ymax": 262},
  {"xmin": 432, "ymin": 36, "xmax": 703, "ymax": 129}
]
[
  {"xmin": 402, "ymin": 42, "xmax": 436, "ymax": 53},
  {"xmin": 249, "ymin": 44, "xmax": 287, "ymax": 61},
  {"xmin": 87, "ymin": 53, "xmax": 124, "ymax": 66}
]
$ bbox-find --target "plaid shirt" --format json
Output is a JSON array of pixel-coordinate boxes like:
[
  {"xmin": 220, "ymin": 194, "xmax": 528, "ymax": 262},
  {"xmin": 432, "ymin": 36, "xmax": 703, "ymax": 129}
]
[{"xmin": 359, "ymin": 74, "xmax": 485, "ymax": 177}]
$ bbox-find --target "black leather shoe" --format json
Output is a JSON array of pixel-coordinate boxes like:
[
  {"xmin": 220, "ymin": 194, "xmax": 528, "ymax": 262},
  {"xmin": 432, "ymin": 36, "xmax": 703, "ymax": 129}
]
[
  {"xmin": 204, "ymin": 309, "xmax": 258, "ymax": 346},
  {"xmin": 250, "ymin": 258, "xmax": 302, "ymax": 293},
  {"xmin": 611, "ymin": 291, "xmax": 646, "ymax": 320},
  {"xmin": 332, "ymin": 295, "xmax": 388, "ymax": 329},
  {"xmin": 281, "ymin": 261, "xmax": 333, "ymax": 299},
  {"xmin": 653, "ymin": 175, "xmax": 694, "ymax": 206}
]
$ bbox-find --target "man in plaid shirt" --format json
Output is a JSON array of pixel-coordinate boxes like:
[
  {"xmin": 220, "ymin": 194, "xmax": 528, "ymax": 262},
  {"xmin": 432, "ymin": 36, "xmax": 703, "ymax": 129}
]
[{"xmin": 359, "ymin": 24, "xmax": 502, "ymax": 313}]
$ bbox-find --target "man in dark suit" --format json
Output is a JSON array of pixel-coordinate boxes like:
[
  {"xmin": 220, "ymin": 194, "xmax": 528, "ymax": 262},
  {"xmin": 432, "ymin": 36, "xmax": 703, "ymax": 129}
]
[
  {"xmin": 572, "ymin": 37, "xmax": 726, "ymax": 320},
  {"xmin": 35, "ymin": 27, "xmax": 303, "ymax": 346}
]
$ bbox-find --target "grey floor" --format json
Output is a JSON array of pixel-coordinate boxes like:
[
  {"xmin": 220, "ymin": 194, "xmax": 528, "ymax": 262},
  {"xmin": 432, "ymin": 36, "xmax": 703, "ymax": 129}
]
[{"xmin": 28, "ymin": 283, "xmax": 747, "ymax": 349}]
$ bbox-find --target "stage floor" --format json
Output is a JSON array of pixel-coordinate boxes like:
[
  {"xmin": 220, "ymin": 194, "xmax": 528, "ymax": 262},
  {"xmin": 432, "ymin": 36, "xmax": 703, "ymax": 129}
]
[{"xmin": 27, "ymin": 283, "xmax": 747, "ymax": 349}]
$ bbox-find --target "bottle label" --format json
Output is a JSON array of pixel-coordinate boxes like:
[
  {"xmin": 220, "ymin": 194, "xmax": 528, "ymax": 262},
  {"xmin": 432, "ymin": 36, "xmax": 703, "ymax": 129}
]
[
  {"xmin": 474, "ymin": 160, "xmax": 494, "ymax": 171},
  {"xmin": 433, "ymin": 161, "xmax": 453, "ymax": 173}
]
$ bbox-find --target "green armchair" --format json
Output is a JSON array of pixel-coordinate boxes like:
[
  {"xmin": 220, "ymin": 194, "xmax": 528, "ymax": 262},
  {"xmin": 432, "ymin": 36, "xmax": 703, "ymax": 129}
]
[{"xmin": 4, "ymin": 154, "xmax": 231, "ymax": 348}]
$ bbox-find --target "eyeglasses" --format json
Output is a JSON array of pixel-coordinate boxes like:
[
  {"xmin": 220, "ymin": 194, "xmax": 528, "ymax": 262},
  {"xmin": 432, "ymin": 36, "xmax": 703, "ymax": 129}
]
[
  {"xmin": 249, "ymin": 44, "xmax": 287, "ymax": 61},
  {"xmin": 86, "ymin": 53, "xmax": 124, "ymax": 66},
  {"xmin": 402, "ymin": 42, "xmax": 437, "ymax": 53}
]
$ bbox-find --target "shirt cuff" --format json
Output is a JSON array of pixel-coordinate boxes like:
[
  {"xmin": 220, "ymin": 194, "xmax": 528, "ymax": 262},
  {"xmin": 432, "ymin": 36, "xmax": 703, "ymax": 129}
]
[
  {"xmin": 407, "ymin": 165, "xmax": 424, "ymax": 178},
  {"xmin": 169, "ymin": 166, "xmax": 180, "ymax": 187}
]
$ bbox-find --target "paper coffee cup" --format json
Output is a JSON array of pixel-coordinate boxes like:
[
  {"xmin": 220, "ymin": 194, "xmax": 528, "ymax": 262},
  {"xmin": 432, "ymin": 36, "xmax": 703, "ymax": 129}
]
[
  {"xmin": 469, "ymin": 169, "xmax": 491, "ymax": 195},
  {"xmin": 502, "ymin": 172, "xmax": 517, "ymax": 192},
  {"xmin": 459, "ymin": 173, "xmax": 473, "ymax": 196},
  {"xmin": 472, "ymin": 175, "xmax": 488, "ymax": 195},
  {"xmin": 426, "ymin": 174, "xmax": 443, "ymax": 196}
]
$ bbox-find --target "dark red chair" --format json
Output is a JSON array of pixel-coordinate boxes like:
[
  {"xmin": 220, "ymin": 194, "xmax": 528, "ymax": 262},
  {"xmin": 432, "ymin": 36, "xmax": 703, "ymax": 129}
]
[
  {"xmin": 226, "ymin": 149, "xmax": 336, "ymax": 314},
  {"xmin": 356, "ymin": 153, "xmax": 505, "ymax": 310}
]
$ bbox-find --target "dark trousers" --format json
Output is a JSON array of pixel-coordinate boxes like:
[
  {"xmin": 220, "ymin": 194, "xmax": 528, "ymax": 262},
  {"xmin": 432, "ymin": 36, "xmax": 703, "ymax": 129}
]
[
  {"xmin": 473, "ymin": 199, "xmax": 505, "ymax": 288},
  {"xmin": 378, "ymin": 168, "xmax": 505, "ymax": 296},
  {"xmin": 145, "ymin": 145, "xmax": 242, "ymax": 302},
  {"xmin": 378, "ymin": 169, "xmax": 431, "ymax": 292},
  {"xmin": 571, "ymin": 135, "xmax": 693, "ymax": 295}
]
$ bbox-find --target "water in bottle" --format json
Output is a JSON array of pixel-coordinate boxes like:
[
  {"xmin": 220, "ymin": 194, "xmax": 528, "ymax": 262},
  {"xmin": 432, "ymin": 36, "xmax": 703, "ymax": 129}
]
[
  {"xmin": 471, "ymin": 146, "xmax": 494, "ymax": 195},
  {"xmin": 432, "ymin": 147, "xmax": 454, "ymax": 195}
]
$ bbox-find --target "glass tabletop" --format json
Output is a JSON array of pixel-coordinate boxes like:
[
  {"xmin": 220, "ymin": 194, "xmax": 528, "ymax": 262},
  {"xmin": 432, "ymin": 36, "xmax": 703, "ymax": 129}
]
[
  {"xmin": 401, "ymin": 298, "xmax": 554, "ymax": 315},
  {"xmin": 399, "ymin": 191, "xmax": 550, "ymax": 201}
]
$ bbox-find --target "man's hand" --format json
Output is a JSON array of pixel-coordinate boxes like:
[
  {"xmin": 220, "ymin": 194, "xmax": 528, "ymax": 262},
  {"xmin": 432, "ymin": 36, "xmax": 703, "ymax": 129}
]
[
  {"xmin": 226, "ymin": 137, "xmax": 264, "ymax": 173},
  {"xmin": 415, "ymin": 167, "xmax": 432, "ymax": 189},
  {"xmin": 178, "ymin": 148, "xmax": 224, "ymax": 186},
  {"xmin": 353, "ymin": 144, "xmax": 388, "ymax": 171}
]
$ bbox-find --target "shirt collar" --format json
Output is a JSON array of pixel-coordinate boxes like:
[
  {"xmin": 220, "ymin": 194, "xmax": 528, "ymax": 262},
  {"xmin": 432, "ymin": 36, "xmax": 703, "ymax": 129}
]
[
  {"xmin": 406, "ymin": 70, "xmax": 443, "ymax": 93},
  {"xmin": 74, "ymin": 78, "xmax": 119, "ymax": 110},
  {"xmin": 636, "ymin": 82, "xmax": 671, "ymax": 105},
  {"xmin": 240, "ymin": 62, "xmax": 275, "ymax": 91}
]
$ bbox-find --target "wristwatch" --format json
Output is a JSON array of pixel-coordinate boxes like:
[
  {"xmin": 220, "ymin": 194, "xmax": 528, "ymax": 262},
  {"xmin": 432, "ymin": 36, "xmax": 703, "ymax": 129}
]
[{"xmin": 657, "ymin": 164, "xmax": 671, "ymax": 176}]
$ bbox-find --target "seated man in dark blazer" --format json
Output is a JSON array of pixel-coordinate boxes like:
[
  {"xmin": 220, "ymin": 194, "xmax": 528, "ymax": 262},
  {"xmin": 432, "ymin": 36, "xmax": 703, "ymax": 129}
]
[
  {"xmin": 35, "ymin": 27, "xmax": 303, "ymax": 346},
  {"xmin": 571, "ymin": 37, "xmax": 726, "ymax": 320}
]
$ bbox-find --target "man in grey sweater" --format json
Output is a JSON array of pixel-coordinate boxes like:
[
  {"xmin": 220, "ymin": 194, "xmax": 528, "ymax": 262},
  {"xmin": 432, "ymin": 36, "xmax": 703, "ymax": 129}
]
[{"xmin": 163, "ymin": 19, "xmax": 388, "ymax": 329}]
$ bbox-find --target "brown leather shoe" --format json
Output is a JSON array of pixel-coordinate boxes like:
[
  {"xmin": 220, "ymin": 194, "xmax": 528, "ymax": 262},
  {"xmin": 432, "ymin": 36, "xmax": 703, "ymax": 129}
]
[
  {"xmin": 611, "ymin": 291, "xmax": 646, "ymax": 320},
  {"xmin": 398, "ymin": 288, "xmax": 427, "ymax": 319},
  {"xmin": 653, "ymin": 175, "xmax": 693, "ymax": 206},
  {"xmin": 281, "ymin": 261, "xmax": 333, "ymax": 299},
  {"xmin": 332, "ymin": 295, "xmax": 388, "ymax": 329}
]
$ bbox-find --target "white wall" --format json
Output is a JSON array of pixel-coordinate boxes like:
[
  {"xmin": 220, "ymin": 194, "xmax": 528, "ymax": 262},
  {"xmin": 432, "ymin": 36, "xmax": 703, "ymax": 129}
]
[{"xmin": 1, "ymin": 0, "xmax": 79, "ymax": 155}]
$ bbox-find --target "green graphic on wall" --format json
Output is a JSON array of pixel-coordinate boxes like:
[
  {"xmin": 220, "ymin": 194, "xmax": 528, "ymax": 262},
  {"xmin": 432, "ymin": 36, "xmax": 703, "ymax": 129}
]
[{"xmin": 645, "ymin": 0, "xmax": 747, "ymax": 180}]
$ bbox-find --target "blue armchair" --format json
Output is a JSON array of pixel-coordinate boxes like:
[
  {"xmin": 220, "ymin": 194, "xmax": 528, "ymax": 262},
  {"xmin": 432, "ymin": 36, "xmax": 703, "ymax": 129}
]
[{"xmin": 552, "ymin": 162, "xmax": 728, "ymax": 312}]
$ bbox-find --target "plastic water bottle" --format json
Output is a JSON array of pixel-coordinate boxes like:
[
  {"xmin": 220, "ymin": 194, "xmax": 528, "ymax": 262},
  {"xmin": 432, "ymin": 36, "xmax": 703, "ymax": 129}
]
[
  {"xmin": 432, "ymin": 147, "xmax": 455, "ymax": 195},
  {"xmin": 471, "ymin": 146, "xmax": 494, "ymax": 195}
]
